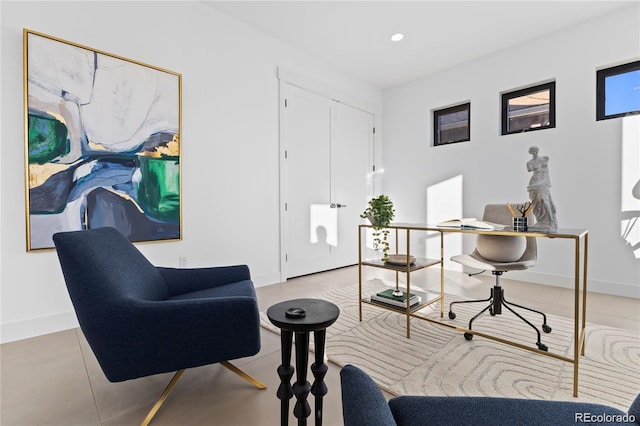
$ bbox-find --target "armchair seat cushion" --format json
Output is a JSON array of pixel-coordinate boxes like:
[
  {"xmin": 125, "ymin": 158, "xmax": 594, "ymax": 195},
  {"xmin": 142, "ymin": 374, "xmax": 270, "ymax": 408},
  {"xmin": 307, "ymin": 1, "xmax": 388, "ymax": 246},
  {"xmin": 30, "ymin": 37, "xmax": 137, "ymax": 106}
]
[{"xmin": 167, "ymin": 280, "xmax": 256, "ymax": 301}]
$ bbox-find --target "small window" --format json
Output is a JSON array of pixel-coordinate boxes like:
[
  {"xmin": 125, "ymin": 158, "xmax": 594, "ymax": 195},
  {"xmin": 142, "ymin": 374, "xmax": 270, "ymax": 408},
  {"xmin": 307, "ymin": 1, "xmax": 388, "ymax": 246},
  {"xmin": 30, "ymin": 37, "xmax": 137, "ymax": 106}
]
[
  {"xmin": 596, "ymin": 60, "xmax": 640, "ymax": 121},
  {"xmin": 433, "ymin": 103, "xmax": 470, "ymax": 146},
  {"xmin": 501, "ymin": 82, "xmax": 555, "ymax": 135}
]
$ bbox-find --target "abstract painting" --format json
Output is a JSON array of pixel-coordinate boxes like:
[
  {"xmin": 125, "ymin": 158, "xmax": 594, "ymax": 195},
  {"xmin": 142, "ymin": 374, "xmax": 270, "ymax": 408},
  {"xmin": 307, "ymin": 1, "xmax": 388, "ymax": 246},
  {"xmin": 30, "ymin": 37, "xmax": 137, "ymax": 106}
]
[{"xmin": 23, "ymin": 29, "xmax": 181, "ymax": 250}]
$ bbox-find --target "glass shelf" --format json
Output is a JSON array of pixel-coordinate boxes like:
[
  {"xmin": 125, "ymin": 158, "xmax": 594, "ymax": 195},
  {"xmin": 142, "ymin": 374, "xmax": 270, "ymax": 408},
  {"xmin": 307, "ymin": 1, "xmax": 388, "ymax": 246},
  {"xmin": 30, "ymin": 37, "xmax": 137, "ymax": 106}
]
[
  {"xmin": 360, "ymin": 257, "xmax": 441, "ymax": 272},
  {"xmin": 362, "ymin": 287, "xmax": 441, "ymax": 314}
]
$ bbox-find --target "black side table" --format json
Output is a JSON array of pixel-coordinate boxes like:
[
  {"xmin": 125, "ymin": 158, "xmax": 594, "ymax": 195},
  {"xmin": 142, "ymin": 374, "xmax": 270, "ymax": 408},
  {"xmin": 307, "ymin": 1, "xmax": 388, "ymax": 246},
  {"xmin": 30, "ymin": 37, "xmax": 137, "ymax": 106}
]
[{"xmin": 267, "ymin": 298, "xmax": 340, "ymax": 426}]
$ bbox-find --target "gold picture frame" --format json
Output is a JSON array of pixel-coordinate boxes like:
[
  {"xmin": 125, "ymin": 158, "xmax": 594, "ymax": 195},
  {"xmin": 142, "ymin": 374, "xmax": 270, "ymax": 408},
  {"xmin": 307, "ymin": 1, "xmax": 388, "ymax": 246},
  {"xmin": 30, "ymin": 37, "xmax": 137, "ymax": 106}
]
[{"xmin": 23, "ymin": 29, "xmax": 182, "ymax": 251}]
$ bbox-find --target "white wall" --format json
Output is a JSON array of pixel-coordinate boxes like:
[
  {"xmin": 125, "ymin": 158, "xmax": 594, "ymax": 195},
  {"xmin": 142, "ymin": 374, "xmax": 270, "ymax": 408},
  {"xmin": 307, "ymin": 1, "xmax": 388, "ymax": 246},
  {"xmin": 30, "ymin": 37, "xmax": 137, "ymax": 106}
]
[
  {"xmin": 0, "ymin": 1, "xmax": 382, "ymax": 343},
  {"xmin": 3, "ymin": 2, "xmax": 638, "ymax": 345},
  {"xmin": 382, "ymin": 5, "xmax": 640, "ymax": 297}
]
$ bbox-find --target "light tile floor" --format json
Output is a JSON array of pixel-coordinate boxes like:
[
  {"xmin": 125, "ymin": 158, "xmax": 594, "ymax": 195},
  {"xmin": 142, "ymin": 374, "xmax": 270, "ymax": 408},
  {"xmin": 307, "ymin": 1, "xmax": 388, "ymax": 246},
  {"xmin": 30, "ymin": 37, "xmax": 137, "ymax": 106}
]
[{"xmin": 1, "ymin": 266, "xmax": 638, "ymax": 425}]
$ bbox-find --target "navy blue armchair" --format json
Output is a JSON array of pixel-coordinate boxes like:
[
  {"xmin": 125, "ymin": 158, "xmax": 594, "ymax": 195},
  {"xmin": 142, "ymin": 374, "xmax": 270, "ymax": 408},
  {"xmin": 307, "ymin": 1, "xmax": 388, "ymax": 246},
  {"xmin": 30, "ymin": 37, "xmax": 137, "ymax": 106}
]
[
  {"xmin": 53, "ymin": 227, "xmax": 266, "ymax": 425},
  {"xmin": 340, "ymin": 364, "xmax": 640, "ymax": 426}
]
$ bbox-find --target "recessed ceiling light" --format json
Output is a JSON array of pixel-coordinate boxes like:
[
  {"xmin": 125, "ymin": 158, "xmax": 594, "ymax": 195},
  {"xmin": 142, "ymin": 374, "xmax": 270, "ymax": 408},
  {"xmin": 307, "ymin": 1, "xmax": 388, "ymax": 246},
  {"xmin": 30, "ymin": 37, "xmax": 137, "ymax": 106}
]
[{"xmin": 390, "ymin": 33, "xmax": 404, "ymax": 42}]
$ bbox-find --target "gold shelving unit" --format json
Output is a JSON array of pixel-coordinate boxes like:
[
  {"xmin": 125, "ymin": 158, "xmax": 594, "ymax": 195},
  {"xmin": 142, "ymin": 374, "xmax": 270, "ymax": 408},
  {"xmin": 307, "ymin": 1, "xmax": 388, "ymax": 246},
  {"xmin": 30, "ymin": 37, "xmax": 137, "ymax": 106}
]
[{"xmin": 358, "ymin": 224, "xmax": 444, "ymax": 338}]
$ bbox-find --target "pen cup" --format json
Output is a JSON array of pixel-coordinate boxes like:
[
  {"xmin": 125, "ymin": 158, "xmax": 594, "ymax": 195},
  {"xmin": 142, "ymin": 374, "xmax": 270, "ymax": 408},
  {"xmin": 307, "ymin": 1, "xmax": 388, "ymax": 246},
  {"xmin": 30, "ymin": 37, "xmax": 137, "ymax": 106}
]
[{"xmin": 513, "ymin": 217, "xmax": 528, "ymax": 231}]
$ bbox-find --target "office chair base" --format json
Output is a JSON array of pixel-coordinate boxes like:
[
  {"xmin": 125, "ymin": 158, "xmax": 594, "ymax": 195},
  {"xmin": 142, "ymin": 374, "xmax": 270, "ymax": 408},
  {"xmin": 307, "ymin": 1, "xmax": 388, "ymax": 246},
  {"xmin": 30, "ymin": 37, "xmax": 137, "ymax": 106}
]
[{"xmin": 449, "ymin": 282, "xmax": 552, "ymax": 351}]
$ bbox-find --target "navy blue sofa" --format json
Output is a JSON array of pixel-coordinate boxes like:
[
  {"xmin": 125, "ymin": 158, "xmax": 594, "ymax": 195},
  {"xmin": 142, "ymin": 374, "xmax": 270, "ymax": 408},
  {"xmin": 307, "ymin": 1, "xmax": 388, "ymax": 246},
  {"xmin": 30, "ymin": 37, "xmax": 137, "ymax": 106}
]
[{"xmin": 341, "ymin": 364, "xmax": 640, "ymax": 426}]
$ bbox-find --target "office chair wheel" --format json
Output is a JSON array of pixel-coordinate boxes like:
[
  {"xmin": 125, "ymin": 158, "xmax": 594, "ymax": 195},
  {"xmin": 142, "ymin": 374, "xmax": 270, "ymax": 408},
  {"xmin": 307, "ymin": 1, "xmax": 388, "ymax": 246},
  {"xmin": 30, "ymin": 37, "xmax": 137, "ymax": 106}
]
[
  {"xmin": 489, "ymin": 307, "xmax": 496, "ymax": 316},
  {"xmin": 448, "ymin": 311, "xmax": 456, "ymax": 320},
  {"xmin": 464, "ymin": 332, "xmax": 473, "ymax": 341},
  {"xmin": 537, "ymin": 342, "xmax": 548, "ymax": 352},
  {"xmin": 542, "ymin": 324, "xmax": 552, "ymax": 333}
]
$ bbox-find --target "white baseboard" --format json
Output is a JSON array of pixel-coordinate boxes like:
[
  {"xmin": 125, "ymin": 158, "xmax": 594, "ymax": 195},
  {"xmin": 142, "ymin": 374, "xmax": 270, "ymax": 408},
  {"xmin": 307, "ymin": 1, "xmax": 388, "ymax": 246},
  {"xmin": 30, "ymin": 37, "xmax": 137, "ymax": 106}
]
[
  {"xmin": 252, "ymin": 271, "xmax": 282, "ymax": 288},
  {"xmin": 1, "ymin": 311, "xmax": 78, "ymax": 344}
]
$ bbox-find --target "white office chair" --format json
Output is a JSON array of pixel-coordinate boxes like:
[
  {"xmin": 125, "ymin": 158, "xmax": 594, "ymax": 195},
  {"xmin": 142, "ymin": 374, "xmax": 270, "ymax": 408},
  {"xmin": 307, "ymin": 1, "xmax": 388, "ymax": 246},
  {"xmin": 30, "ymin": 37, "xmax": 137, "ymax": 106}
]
[{"xmin": 448, "ymin": 204, "xmax": 552, "ymax": 351}]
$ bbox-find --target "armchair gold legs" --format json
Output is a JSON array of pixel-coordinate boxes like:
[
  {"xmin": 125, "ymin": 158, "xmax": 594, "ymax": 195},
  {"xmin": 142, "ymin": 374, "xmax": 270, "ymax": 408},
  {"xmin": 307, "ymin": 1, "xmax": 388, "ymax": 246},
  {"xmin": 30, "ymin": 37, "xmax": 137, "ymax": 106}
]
[
  {"xmin": 140, "ymin": 362, "xmax": 267, "ymax": 426},
  {"xmin": 220, "ymin": 360, "xmax": 268, "ymax": 389},
  {"xmin": 141, "ymin": 370, "xmax": 185, "ymax": 426}
]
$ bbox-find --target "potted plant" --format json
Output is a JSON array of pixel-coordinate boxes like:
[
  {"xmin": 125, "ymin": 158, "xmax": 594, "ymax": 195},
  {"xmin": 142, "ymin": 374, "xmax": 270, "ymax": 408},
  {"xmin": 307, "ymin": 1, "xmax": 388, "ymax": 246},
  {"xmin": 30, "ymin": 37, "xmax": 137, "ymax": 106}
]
[{"xmin": 360, "ymin": 194, "xmax": 395, "ymax": 261}]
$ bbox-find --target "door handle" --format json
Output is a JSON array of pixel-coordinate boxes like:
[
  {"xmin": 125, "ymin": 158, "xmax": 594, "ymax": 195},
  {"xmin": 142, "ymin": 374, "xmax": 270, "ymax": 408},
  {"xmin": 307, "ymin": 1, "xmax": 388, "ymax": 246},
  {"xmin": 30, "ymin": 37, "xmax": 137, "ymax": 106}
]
[{"xmin": 330, "ymin": 203, "xmax": 347, "ymax": 208}]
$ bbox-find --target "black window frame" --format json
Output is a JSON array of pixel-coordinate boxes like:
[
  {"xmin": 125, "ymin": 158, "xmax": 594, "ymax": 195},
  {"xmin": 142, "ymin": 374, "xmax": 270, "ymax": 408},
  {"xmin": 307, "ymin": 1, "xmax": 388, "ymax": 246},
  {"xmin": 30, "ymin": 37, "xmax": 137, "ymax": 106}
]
[
  {"xmin": 501, "ymin": 81, "xmax": 556, "ymax": 135},
  {"xmin": 433, "ymin": 102, "xmax": 471, "ymax": 146},
  {"xmin": 596, "ymin": 60, "xmax": 640, "ymax": 121}
]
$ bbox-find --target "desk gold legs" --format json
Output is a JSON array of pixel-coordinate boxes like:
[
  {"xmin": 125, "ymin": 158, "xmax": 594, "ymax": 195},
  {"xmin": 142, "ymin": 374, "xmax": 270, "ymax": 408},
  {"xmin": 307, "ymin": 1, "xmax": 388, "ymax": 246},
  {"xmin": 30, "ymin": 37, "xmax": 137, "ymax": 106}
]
[
  {"xmin": 582, "ymin": 232, "xmax": 589, "ymax": 357},
  {"xmin": 574, "ymin": 237, "xmax": 580, "ymax": 398},
  {"xmin": 572, "ymin": 232, "xmax": 589, "ymax": 397},
  {"xmin": 440, "ymin": 231, "xmax": 445, "ymax": 318}
]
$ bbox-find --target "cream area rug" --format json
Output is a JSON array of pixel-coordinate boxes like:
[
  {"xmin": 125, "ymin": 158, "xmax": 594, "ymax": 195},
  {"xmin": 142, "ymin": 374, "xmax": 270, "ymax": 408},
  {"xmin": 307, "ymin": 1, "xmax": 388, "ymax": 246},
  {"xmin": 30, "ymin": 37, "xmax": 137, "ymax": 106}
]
[{"xmin": 260, "ymin": 279, "xmax": 640, "ymax": 412}]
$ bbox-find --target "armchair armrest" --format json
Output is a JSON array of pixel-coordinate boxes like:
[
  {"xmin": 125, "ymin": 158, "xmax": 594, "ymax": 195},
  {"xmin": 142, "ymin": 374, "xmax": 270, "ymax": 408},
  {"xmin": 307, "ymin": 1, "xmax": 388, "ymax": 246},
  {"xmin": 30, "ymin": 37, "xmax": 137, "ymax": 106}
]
[
  {"xmin": 158, "ymin": 265, "xmax": 251, "ymax": 297},
  {"xmin": 341, "ymin": 365, "xmax": 396, "ymax": 426}
]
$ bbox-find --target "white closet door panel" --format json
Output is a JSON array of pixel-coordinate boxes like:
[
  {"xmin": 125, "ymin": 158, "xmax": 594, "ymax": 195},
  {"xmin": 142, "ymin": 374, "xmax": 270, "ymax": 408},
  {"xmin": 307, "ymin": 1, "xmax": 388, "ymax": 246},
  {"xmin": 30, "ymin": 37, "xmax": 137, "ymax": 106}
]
[
  {"xmin": 284, "ymin": 85, "xmax": 334, "ymax": 277},
  {"xmin": 332, "ymin": 103, "xmax": 374, "ymax": 266}
]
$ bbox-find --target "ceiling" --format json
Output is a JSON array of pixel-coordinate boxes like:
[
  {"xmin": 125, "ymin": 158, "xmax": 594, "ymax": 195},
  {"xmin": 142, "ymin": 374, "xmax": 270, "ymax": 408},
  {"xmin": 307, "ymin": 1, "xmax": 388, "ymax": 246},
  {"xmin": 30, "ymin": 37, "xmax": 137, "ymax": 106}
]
[{"xmin": 204, "ymin": 1, "xmax": 637, "ymax": 90}]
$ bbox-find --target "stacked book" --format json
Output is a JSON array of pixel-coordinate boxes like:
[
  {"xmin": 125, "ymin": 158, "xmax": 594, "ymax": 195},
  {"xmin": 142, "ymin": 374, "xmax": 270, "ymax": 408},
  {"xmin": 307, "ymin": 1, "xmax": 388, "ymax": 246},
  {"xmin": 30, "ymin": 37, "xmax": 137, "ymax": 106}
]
[{"xmin": 371, "ymin": 288, "xmax": 421, "ymax": 308}]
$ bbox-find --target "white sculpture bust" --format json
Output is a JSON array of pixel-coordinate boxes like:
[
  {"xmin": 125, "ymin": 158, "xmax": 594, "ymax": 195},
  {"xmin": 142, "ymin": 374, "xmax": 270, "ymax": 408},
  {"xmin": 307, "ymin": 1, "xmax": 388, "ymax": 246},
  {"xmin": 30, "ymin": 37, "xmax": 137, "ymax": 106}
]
[{"xmin": 526, "ymin": 146, "xmax": 558, "ymax": 231}]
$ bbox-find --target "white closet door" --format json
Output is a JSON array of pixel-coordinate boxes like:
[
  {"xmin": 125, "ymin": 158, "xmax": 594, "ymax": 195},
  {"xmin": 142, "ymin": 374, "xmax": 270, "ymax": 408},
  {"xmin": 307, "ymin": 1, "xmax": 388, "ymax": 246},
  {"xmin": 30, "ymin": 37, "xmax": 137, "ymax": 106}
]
[
  {"xmin": 282, "ymin": 84, "xmax": 334, "ymax": 278},
  {"xmin": 331, "ymin": 102, "xmax": 374, "ymax": 266},
  {"xmin": 281, "ymin": 83, "xmax": 374, "ymax": 278}
]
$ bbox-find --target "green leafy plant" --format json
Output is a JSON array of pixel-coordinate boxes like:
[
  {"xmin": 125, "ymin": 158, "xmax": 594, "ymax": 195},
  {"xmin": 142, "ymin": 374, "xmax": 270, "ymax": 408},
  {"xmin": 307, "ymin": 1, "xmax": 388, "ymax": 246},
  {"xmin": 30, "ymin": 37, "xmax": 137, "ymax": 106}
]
[{"xmin": 360, "ymin": 195, "xmax": 395, "ymax": 261}]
